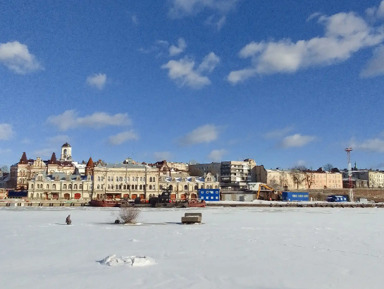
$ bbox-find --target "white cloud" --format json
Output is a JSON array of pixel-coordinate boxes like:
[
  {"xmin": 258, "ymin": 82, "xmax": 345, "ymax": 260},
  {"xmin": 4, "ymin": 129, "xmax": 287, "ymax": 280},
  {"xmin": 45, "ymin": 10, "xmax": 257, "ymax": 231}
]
[
  {"xmin": 0, "ymin": 41, "xmax": 42, "ymax": 74},
  {"xmin": 108, "ymin": 130, "xmax": 138, "ymax": 145},
  {"xmin": 86, "ymin": 73, "xmax": 107, "ymax": 90},
  {"xmin": 354, "ymin": 138, "xmax": 384, "ymax": 153},
  {"xmin": 0, "ymin": 148, "xmax": 11, "ymax": 154},
  {"xmin": 0, "ymin": 124, "xmax": 14, "ymax": 140},
  {"xmin": 264, "ymin": 127, "xmax": 294, "ymax": 139},
  {"xmin": 366, "ymin": 1, "xmax": 384, "ymax": 20},
  {"xmin": 280, "ymin": 134, "xmax": 316, "ymax": 148},
  {"xmin": 208, "ymin": 149, "xmax": 227, "ymax": 162},
  {"xmin": 47, "ymin": 110, "xmax": 132, "ymax": 131},
  {"xmin": 169, "ymin": 38, "xmax": 187, "ymax": 56},
  {"xmin": 33, "ymin": 148, "xmax": 56, "ymax": 158},
  {"xmin": 179, "ymin": 124, "xmax": 219, "ymax": 146},
  {"xmin": 162, "ymin": 52, "xmax": 219, "ymax": 89},
  {"xmin": 360, "ymin": 45, "xmax": 384, "ymax": 77},
  {"xmin": 154, "ymin": 151, "xmax": 172, "ymax": 161},
  {"xmin": 131, "ymin": 15, "xmax": 139, "ymax": 25},
  {"xmin": 47, "ymin": 135, "xmax": 70, "ymax": 145},
  {"xmin": 205, "ymin": 15, "xmax": 227, "ymax": 30},
  {"xmin": 198, "ymin": 52, "xmax": 220, "ymax": 73},
  {"xmin": 228, "ymin": 11, "xmax": 384, "ymax": 83},
  {"xmin": 168, "ymin": 0, "xmax": 238, "ymax": 18}
]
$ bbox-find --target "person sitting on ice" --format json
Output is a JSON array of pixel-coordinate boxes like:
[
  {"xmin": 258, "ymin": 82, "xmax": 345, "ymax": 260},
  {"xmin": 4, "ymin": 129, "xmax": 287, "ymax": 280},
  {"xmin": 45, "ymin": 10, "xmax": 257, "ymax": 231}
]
[{"xmin": 66, "ymin": 215, "xmax": 72, "ymax": 225}]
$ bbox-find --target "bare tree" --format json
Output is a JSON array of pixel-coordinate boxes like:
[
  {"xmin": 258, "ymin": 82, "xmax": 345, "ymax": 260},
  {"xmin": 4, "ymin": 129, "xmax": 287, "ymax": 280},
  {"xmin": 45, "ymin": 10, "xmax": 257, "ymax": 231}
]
[
  {"xmin": 290, "ymin": 170, "xmax": 306, "ymax": 190},
  {"xmin": 118, "ymin": 207, "xmax": 140, "ymax": 224},
  {"xmin": 323, "ymin": 163, "xmax": 333, "ymax": 172},
  {"xmin": 304, "ymin": 171, "xmax": 314, "ymax": 189}
]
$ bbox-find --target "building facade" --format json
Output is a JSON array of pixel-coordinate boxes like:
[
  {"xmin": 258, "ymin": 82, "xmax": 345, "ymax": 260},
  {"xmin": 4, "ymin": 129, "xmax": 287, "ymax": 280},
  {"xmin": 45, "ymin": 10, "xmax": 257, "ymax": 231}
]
[{"xmin": 256, "ymin": 168, "xmax": 343, "ymax": 191}]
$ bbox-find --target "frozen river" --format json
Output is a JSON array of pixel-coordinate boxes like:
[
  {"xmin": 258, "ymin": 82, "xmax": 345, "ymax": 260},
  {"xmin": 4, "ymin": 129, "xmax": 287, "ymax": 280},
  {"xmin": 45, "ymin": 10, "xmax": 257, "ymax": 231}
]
[{"xmin": 1, "ymin": 206, "xmax": 383, "ymax": 289}]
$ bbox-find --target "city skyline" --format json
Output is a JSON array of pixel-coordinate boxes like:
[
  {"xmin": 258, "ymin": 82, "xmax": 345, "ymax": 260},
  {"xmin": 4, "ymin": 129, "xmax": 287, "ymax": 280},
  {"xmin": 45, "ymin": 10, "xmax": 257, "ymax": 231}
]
[{"xmin": 1, "ymin": 1, "xmax": 384, "ymax": 170}]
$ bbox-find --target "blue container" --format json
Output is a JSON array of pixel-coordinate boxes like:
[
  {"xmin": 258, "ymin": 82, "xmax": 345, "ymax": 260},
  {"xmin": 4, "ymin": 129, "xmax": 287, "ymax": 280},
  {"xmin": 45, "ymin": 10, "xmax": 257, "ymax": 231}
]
[
  {"xmin": 326, "ymin": 195, "xmax": 349, "ymax": 202},
  {"xmin": 198, "ymin": 189, "xmax": 220, "ymax": 202},
  {"xmin": 282, "ymin": 192, "xmax": 309, "ymax": 202}
]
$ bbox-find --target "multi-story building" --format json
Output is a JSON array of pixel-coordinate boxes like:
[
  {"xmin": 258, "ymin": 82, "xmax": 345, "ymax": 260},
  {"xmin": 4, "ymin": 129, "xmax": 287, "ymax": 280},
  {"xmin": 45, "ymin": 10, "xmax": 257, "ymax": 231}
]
[
  {"xmin": 345, "ymin": 170, "xmax": 384, "ymax": 188},
  {"xmin": 220, "ymin": 159, "xmax": 257, "ymax": 189},
  {"xmin": 9, "ymin": 143, "xmax": 76, "ymax": 190},
  {"xmin": 256, "ymin": 167, "xmax": 343, "ymax": 191},
  {"xmin": 90, "ymin": 159, "xmax": 220, "ymax": 201},
  {"xmin": 28, "ymin": 172, "xmax": 92, "ymax": 200}
]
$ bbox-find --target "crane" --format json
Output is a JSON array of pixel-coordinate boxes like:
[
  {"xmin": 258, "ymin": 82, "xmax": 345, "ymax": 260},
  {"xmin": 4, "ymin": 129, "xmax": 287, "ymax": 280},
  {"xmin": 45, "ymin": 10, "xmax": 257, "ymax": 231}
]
[{"xmin": 256, "ymin": 183, "xmax": 275, "ymax": 200}]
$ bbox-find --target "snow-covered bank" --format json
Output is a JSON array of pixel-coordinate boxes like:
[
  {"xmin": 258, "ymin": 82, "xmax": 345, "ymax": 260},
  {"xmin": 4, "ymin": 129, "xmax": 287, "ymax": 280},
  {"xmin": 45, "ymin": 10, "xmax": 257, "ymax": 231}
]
[{"xmin": 1, "ymin": 207, "xmax": 383, "ymax": 289}]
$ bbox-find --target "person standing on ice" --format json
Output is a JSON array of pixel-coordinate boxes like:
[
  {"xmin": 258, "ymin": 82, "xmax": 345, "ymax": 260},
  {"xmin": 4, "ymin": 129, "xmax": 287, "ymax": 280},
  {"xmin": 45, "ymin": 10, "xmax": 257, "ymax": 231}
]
[{"xmin": 66, "ymin": 215, "xmax": 71, "ymax": 225}]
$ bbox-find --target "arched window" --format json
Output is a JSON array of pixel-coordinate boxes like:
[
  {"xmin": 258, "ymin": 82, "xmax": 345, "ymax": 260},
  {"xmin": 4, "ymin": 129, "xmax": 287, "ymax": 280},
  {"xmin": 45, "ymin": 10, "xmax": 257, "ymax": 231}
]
[
  {"xmin": 53, "ymin": 184, "xmax": 56, "ymax": 189},
  {"xmin": 46, "ymin": 184, "xmax": 49, "ymax": 189},
  {"xmin": 74, "ymin": 184, "xmax": 78, "ymax": 189},
  {"xmin": 139, "ymin": 185, "xmax": 143, "ymax": 190},
  {"xmin": 79, "ymin": 184, "xmax": 83, "ymax": 189},
  {"xmin": 31, "ymin": 184, "xmax": 34, "ymax": 189},
  {"xmin": 63, "ymin": 184, "xmax": 67, "ymax": 189},
  {"xmin": 97, "ymin": 185, "xmax": 100, "ymax": 189},
  {"xmin": 69, "ymin": 184, "xmax": 72, "ymax": 189},
  {"xmin": 184, "ymin": 185, "xmax": 188, "ymax": 190}
]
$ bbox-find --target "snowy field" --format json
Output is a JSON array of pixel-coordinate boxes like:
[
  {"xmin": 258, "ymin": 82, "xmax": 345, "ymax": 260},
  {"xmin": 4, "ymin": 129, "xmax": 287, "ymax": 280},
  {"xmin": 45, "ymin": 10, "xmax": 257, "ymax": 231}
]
[{"xmin": 1, "ymin": 207, "xmax": 383, "ymax": 289}]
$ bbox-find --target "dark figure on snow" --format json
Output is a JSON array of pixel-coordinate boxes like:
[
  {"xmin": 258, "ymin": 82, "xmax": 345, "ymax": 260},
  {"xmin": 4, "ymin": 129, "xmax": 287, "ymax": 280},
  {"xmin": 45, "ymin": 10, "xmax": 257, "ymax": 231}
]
[{"xmin": 66, "ymin": 215, "xmax": 72, "ymax": 225}]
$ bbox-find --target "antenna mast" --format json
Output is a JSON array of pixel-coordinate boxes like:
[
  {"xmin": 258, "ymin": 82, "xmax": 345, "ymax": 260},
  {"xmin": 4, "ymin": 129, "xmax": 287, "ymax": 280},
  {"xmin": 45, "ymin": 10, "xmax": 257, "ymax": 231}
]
[{"xmin": 345, "ymin": 147, "xmax": 353, "ymax": 202}]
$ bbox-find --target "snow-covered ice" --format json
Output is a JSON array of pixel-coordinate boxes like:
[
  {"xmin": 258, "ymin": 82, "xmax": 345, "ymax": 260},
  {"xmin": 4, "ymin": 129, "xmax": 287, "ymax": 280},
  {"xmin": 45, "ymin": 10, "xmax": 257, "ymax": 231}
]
[{"xmin": 1, "ymin": 206, "xmax": 383, "ymax": 289}]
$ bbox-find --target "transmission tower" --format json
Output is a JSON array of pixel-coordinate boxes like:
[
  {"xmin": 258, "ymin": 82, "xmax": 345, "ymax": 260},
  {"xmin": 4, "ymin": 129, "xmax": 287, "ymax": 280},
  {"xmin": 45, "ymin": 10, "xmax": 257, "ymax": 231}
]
[{"xmin": 345, "ymin": 147, "xmax": 353, "ymax": 202}]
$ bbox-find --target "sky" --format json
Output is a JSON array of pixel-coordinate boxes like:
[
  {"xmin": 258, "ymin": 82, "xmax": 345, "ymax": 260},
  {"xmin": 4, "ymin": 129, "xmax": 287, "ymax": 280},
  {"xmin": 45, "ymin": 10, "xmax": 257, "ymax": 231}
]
[{"xmin": 1, "ymin": 0, "xmax": 384, "ymax": 170}]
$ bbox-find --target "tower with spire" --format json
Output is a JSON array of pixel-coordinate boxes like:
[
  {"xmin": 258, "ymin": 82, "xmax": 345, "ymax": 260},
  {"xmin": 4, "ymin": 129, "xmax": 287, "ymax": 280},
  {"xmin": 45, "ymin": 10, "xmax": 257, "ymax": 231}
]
[{"xmin": 60, "ymin": 143, "xmax": 72, "ymax": 162}]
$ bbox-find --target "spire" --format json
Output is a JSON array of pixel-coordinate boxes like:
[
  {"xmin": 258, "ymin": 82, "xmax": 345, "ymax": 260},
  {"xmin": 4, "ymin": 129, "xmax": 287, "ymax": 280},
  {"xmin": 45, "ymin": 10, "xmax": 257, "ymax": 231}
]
[
  {"xmin": 86, "ymin": 157, "xmax": 94, "ymax": 168},
  {"xmin": 85, "ymin": 157, "xmax": 94, "ymax": 176},
  {"xmin": 19, "ymin": 152, "xmax": 28, "ymax": 164},
  {"xmin": 49, "ymin": 152, "xmax": 57, "ymax": 164}
]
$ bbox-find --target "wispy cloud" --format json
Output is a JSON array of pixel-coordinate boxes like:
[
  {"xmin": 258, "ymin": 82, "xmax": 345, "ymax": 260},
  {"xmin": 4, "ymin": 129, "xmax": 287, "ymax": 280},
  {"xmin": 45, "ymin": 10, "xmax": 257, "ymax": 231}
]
[
  {"xmin": 352, "ymin": 137, "xmax": 384, "ymax": 153},
  {"xmin": 47, "ymin": 110, "xmax": 132, "ymax": 131},
  {"xmin": 168, "ymin": 0, "xmax": 239, "ymax": 18},
  {"xmin": 280, "ymin": 134, "xmax": 316, "ymax": 148},
  {"xmin": 86, "ymin": 73, "xmax": 107, "ymax": 90},
  {"xmin": 47, "ymin": 135, "xmax": 70, "ymax": 145},
  {"xmin": 33, "ymin": 148, "xmax": 57, "ymax": 158},
  {"xmin": 0, "ymin": 41, "xmax": 42, "ymax": 74},
  {"xmin": 208, "ymin": 149, "xmax": 227, "ymax": 161},
  {"xmin": 264, "ymin": 127, "xmax": 294, "ymax": 139},
  {"xmin": 154, "ymin": 151, "xmax": 172, "ymax": 161},
  {"xmin": 131, "ymin": 15, "xmax": 139, "ymax": 25},
  {"xmin": 108, "ymin": 130, "xmax": 139, "ymax": 145},
  {"xmin": 169, "ymin": 38, "xmax": 187, "ymax": 56},
  {"xmin": 360, "ymin": 45, "xmax": 384, "ymax": 77},
  {"xmin": 228, "ymin": 8, "xmax": 384, "ymax": 84},
  {"xmin": 178, "ymin": 124, "xmax": 220, "ymax": 146},
  {"xmin": 0, "ymin": 124, "xmax": 14, "ymax": 141},
  {"xmin": 366, "ymin": 0, "xmax": 384, "ymax": 20},
  {"xmin": 162, "ymin": 52, "xmax": 219, "ymax": 89}
]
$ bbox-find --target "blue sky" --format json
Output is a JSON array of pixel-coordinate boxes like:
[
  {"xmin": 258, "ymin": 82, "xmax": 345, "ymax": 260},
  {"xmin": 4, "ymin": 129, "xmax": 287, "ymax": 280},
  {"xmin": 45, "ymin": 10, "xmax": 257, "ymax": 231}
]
[{"xmin": 1, "ymin": 0, "xmax": 384, "ymax": 170}]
